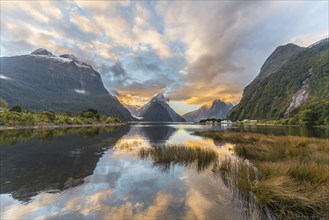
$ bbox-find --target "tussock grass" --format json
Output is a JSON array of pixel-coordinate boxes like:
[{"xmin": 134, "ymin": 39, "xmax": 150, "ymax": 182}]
[
  {"xmin": 195, "ymin": 130, "xmax": 259, "ymax": 144},
  {"xmin": 197, "ymin": 130, "xmax": 329, "ymax": 219},
  {"xmin": 139, "ymin": 145, "xmax": 218, "ymax": 172}
]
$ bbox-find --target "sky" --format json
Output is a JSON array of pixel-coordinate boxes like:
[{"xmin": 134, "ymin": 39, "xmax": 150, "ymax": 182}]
[{"xmin": 1, "ymin": 1, "xmax": 328, "ymax": 114}]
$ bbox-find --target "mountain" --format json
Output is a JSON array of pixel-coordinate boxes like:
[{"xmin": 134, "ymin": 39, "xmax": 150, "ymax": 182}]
[
  {"xmin": 125, "ymin": 105, "xmax": 141, "ymax": 118},
  {"xmin": 0, "ymin": 48, "xmax": 133, "ymax": 121},
  {"xmin": 1, "ymin": 126, "xmax": 129, "ymax": 202},
  {"xmin": 228, "ymin": 38, "xmax": 329, "ymax": 123},
  {"xmin": 131, "ymin": 92, "xmax": 186, "ymax": 122},
  {"xmin": 183, "ymin": 99, "xmax": 233, "ymax": 122}
]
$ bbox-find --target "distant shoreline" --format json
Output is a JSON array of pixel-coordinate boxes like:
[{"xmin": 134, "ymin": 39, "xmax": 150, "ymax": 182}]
[
  {"xmin": 1, "ymin": 122, "xmax": 328, "ymax": 131},
  {"xmin": 234, "ymin": 122, "xmax": 329, "ymax": 128},
  {"xmin": 0, "ymin": 123, "xmax": 125, "ymax": 131}
]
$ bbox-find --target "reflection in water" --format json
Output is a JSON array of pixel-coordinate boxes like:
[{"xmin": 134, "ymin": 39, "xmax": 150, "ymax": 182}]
[
  {"xmin": 1, "ymin": 123, "xmax": 327, "ymax": 219},
  {"xmin": 0, "ymin": 126, "xmax": 129, "ymax": 202},
  {"xmin": 0, "ymin": 126, "xmax": 122, "ymax": 144},
  {"xmin": 230, "ymin": 124, "xmax": 329, "ymax": 138},
  {"xmin": 141, "ymin": 125, "xmax": 176, "ymax": 143},
  {"xmin": 213, "ymin": 158, "xmax": 262, "ymax": 219},
  {"xmin": 138, "ymin": 145, "xmax": 218, "ymax": 172}
]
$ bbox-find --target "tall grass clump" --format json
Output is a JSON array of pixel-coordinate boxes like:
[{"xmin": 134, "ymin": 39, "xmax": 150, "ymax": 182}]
[
  {"xmin": 197, "ymin": 130, "xmax": 329, "ymax": 219},
  {"xmin": 139, "ymin": 145, "xmax": 218, "ymax": 172}
]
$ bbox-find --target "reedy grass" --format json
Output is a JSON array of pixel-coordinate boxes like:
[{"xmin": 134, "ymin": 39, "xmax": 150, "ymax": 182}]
[
  {"xmin": 196, "ymin": 130, "xmax": 329, "ymax": 219},
  {"xmin": 138, "ymin": 145, "xmax": 218, "ymax": 172}
]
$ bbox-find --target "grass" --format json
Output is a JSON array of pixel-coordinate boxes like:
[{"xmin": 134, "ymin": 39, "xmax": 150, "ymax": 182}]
[
  {"xmin": 138, "ymin": 145, "xmax": 218, "ymax": 172},
  {"xmin": 196, "ymin": 130, "xmax": 329, "ymax": 219},
  {"xmin": 195, "ymin": 130, "xmax": 259, "ymax": 144}
]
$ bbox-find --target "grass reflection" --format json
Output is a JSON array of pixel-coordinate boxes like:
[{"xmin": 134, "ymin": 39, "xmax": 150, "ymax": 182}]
[{"xmin": 138, "ymin": 145, "xmax": 218, "ymax": 173}]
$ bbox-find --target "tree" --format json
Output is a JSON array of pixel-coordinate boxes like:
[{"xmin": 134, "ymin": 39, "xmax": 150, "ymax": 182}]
[
  {"xmin": 85, "ymin": 108, "xmax": 98, "ymax": 115},
  {"xmin": 63, "ymin": 110, "xmax": 73, "ymax": 117},
  {"xmin": 299, "ymin": 109, "xmax": 316, "ymax": 126},
  {"xmin": 0, "ymin": 98, "xmax": 8, "ymax": 110},
  {"xmin": 44, "ymin": 111, "xmax": 56, "ymax": 121},
  {"xmin": 10, "ymin": 105, "xmax": 22, "ymax": 112},
  {"xmin": 80, "ymin": 108, "xmax": 100, "ymax": 119}
]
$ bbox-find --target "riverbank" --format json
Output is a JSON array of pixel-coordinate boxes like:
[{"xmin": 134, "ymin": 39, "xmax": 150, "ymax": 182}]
[
  {"xmin": 195, "ymin": 130, "xmax": 329, "ymax": 219},
  {"xmin": 235, "ymin": 120, "xmax": 329, "ymax": 128},
  {"xmin": 236, "ymin": 121, "xmax": 329, "ymax": 128},
  {"xmin": 0, "ymin": 109, "xmax": 123, "ymax": 130},
  {"xmin": 0, "ymin": 123, "xmax": 125, "ymax": 131}
]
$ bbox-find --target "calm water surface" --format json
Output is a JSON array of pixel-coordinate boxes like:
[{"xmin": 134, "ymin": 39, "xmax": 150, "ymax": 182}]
[{"xmin": 0, "ymin": 124, "xmax": 328, "ymax": 219}]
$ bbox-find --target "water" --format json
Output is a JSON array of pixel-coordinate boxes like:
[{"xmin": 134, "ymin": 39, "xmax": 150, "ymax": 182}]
[{"xmin": 0, "ymin": 124, "xmax": 328, "ymax": 219}]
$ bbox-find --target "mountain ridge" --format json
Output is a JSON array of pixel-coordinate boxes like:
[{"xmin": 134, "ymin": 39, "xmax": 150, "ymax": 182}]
[
  {"xmin": 228, "ymin": 38, "xmax": 329, "ymax": 122},
  {"xmin": 126, "ymin": 92, "xmax": 186, "ymax": 122},
  {"xmin": 183, "ymin": 99, "xmax": 233, "ymax": 122},
  {"xmin": 0, "ymin": 48, "xmax": 133, "ymax": 121}
]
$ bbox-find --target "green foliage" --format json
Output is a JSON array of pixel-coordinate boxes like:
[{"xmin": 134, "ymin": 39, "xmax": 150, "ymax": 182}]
[
  {"xmin": 10, "ymin": 105, "xmax": 22, "ymax": 112},
  {"xmin": 199, "ymin": 118, "xmax": 222, "ymax": 123},
  {"xmin": 0, "ymin": 109, "xmax": 122, "ymax": 127},
  {"xmin": 0, "ymin": 98, "xmax": 8, "ymax": 109},
  {"xmin": 229, "ymin": 39, "xmax": 329, "ymax": 122},
  {"xmin": 80, "ymin": 108, "xmax": 100, "ymax": 120},
  {"xmin": 62, "ymin": 110, "xmax": 73, "ymax": 117},
  {"xmin": 44, "ymin": 111, "xmax": 56, "ymax": 122},
  {"xmin": 287, "ymin": 99, "xmax": 329, "ymax": 126}
]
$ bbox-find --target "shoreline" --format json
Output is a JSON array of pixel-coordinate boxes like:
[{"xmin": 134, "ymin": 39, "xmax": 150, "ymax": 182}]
[
  {"xmin": 234, "ymin": 122, "xmax": 329, "ymax": 128},
  {"xmin": 0, "ymin": 123, "xmax": 125, "ymax": 131},
  {"xmin": 1, "ymin": 122, "xmax": 328, "ymax": 131}
]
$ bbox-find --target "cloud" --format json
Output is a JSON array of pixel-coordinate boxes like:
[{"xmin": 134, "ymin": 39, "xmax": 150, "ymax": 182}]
[
  {"xmin": 157, "ymin": 1, "xmax": 328, "ymax": 104},
  {"xmin": 0, "ymin": 0, "xmax": 327, "ymax": 109},
  {"xmin": 110, "ymin": 62, "xmax": 127, "ymax": 78}
]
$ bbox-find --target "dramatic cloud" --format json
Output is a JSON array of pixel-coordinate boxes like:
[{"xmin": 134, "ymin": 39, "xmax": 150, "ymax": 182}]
[{"xmin": 1, "ymin": 1, "xmax": 328, "ymax": 112}]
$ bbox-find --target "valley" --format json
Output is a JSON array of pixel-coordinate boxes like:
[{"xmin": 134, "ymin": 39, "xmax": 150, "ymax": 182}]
[{"xmin": 0, "ymin": 1, "xmax": 328, "ymax": 219}]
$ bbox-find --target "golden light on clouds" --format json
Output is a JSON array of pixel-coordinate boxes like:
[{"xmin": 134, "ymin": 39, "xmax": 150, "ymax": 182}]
[
  {"xmin": 116, "ymin": 92, "xmax": 151, "ymax": 106},
  {"xmin": 1, "ymin": 0, "xmax": 328, "ymax": 111}
]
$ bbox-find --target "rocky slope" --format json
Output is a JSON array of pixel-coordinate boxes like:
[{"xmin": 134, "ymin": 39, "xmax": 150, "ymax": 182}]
[
  {"xmin": 183, "ymin": 99, "xmax": 233, "ymax": 122},
  {"xmin": 0, "ymin": 49, "xmax": 133, "ymax": 121},
  {"xmin": 129, "ymin": 92, "xmax": 186, "ymax": 122},
  {"xmin": 228, "ymin": 38, "xmax": 329, "ymax": 121}
]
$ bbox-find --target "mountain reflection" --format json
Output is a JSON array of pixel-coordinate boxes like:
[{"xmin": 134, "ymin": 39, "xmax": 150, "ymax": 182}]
[
  {"xmin": 0, "ymin": 126, "xmax": 122, "ymax": 144},
  {"xmin": 0, "ymin": 126, "xmax": 129, "ymax": 202},
  {"xmin": 138, "ymin": 145, "xmax": 218, "ymax": 172},
  {"xmin": 129, "ymin": 124, "xmax": 176, "ymax": 143}
]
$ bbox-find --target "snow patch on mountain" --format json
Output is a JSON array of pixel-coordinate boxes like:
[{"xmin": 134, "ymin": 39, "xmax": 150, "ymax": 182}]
[
  {"xmin": 31, "ymin": 48, "xmax": 53, "ymax": 56},
  {"xmin": 0, "ymin": 74, "xmax": 11, "ymax": 80},
  {"xmin": 30, "ymin": 49, "xmax": 95, "ymax": 71},
  {"xmin": 74, "ymin": 89, "xmax": 87, "ymax": 94}
]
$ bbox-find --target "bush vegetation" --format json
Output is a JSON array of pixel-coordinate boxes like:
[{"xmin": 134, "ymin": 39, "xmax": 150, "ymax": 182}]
[
  {"xmin": 0, "ymin": 107, "xmax": 121, "ymax": 127},
  {"xmin": 239, "ymin": 99, "xmax": 329, "ymax": 126},
  {"xmin": 228, "ymin": 39, "xmax": 329, "ymax": 124}
]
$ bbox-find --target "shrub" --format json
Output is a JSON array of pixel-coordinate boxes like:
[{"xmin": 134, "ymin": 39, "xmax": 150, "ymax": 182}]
[
  {"xmin": 44, "ymin": 111, "xmax": 56, "ymax": 122},
  {"xmin": 10, "ymin": 105, "xmax": 22, "ymax": 112}
]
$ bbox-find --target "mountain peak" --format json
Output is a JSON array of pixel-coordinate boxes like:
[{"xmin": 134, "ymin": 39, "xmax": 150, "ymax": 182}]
[
  {"xmin": 256, "ymin": 42, "xmax": 304, "ymax": 81},
  {"xmin": 212, "ymin": 99, "xmax": 223, "ymax": 104},
  {"xmin": 59, "ymin": 54, "xmax": 78, "ymax": 61},
  {"xmin": 151, "ymin": 92, "xmax": 169, "ymax": 103},
  {"xmin": 31, "ymin": 48, "xmax": 53, "ymax": 56},
  {"xmin": 183, "ymin": 99, "xmax": 233, "ymax": 122},
  {"xmin": 132, "ymin": 91, "xmax": 185, "ymax": 122}
]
